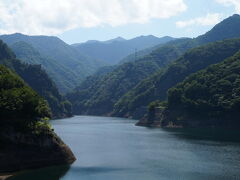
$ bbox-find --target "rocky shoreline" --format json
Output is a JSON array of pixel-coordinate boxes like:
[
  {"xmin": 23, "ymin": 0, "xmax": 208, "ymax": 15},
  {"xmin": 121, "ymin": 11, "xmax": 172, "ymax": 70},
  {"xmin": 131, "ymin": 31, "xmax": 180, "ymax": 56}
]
[
  {"xmin": 136, "ymin": 119, "xmax": 162, "ymax": 127},
  {"xmin": 0, "ymin": 130, "xmax": 76, "ymax": 174},
  {"xmin": 0, "ymin": 175, "xmax": 12, "ymax": 180},
  {"xmin": 136, "ymin": 118, "xmax": 183, "ymax": 128}
]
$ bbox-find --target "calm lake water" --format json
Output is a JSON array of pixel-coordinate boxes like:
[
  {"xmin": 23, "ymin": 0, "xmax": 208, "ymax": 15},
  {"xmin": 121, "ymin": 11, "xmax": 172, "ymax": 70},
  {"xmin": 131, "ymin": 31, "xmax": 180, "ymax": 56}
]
[{"xmin": 9, "ymin": 116, "xmax": 240, "ymax": 180}]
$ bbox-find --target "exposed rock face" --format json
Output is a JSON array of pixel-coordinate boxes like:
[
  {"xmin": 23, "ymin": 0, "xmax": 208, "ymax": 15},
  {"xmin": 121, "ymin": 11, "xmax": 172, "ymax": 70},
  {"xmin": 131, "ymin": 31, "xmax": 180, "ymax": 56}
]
[
  {"xmin": 0, "ymin": 129, "xmax": 76, "ymax": 173},
  {"xmin": 136, "ymin": 107, "xmax": 165, "ymax": 127},
  {"xmin": 136, "ymin": 106, "xmax": 224, "ymax": 128},
  {"xmin": 0, "ymin": 175, "xmax": 11, "ymax": 180}
]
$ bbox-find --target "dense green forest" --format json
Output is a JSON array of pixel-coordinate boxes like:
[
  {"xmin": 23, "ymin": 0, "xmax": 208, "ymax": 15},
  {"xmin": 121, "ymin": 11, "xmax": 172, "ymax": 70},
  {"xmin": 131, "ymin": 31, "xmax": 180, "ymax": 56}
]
[
  {"xmin": 75, "ymin": 66, "xmax": 116, "ymax": 91},
  {"xmin": 67, "ymin": 14, "xmax": 240, "ymax": 117},
  {"xmin": 148, "ymin": 51, "xmax": 240, "ymax": 128},
  {"xmin": 0, "ymin": 65, "xmax": 75, "ymax": 173},
  {"xmin": 119, "ymin": 40, "xmax": 173, "ymax": 64},
  {"xmin": 0, "ymin": 40, "xmax": 72, "ymax": 118},
  {"xmin": 0, "ymin": 33, "xmax": 104, "ymax": 93},
  {"xmin": 114, "ymin": 38, "xmax": 240, "ymax": 118},
  {"xmin": 67, "ymin": 39, "xmax": 191, "ymax": 115},
  {"xmin": 0, "ymin": 65, "xmax": 51, "ymax": 129},
  {"xmin": 9, "ymin": 41, "xmax": 80, "ymax": 93}
]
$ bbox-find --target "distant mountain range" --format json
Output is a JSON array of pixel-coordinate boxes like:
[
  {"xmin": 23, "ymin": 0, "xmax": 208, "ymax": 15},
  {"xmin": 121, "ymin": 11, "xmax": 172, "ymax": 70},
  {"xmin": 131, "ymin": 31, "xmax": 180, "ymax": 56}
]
[
  {"xmin": 1, "ymin": 13, "xmax": 240, "ymax": 128},
  {"xmin": 0, "ymin": 33, "xmax": 104, "ymax": 93},
  {"xmin": 67, "ymin": 14, "xmax": 240, "ymax": 118},
  {"xmin": 74, "ymin": 36, "xmax": 126, "ymax": 45},
  {"xmin": 72, "ymin": 35, "xmax": 175, "ymax": 65},
  {"xmin": 0, "ymin": 34, "xmax": 174, "ymax": 93}
]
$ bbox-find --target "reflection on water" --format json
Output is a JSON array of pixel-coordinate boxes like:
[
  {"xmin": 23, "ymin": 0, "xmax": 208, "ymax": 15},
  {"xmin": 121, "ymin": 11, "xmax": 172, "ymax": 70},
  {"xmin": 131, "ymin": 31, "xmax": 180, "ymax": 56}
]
[
  {"xmin": 8, "ymin": 116, "xmax": 240, "ymax": 180},
  {"xmin": 8, "ymin": 165, "xmax": 70, "ymax": 180}
]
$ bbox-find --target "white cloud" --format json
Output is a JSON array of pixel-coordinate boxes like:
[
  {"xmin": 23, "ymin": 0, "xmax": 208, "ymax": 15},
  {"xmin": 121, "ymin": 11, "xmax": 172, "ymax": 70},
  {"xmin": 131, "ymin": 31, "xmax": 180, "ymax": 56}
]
[
  {"xmin": 176, "ymin": 13, "xmax": 222, "ymax": 28},
  {"xmin": 0, "ymin": 0, "xmax": 187, "ymax": 35},
  {"xmin": 215, "ymin": 0, "xmax": 240, "ymax": 12}
]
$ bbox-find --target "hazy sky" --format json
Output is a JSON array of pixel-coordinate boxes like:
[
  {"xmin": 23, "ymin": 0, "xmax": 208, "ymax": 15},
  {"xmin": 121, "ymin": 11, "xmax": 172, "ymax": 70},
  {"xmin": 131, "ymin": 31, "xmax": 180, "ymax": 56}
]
[{"xmin": 0, "ymin": 0, "xmax": 238, "ymax": 44}]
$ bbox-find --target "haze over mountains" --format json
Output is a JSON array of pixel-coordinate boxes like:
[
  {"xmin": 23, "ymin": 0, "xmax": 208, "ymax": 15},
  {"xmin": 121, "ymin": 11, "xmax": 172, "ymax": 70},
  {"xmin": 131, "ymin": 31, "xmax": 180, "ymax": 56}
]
[
  {"xmin": 73, "ymin": 35, "xmax": 175, "ymax": 65},
  {"xmin": 1, "ymin": 0, "xmax": 240, "ymax": 176},
  {"xmin": 0, "ymin": 33, "xmax": 103, "ymax": 93},
  {"xmin": 0, "ymin": 14, "xmax": 240, "ymax": 127},
  {"xmin": 0, "ymin": 34, "xmax": 174, "ymax": 93},
  {"xmin": 67, "ymin": 14, "xmax": 240, "ymax": 120},
  {"xmin": 0, "ymin": 40, "xmax": 72, "ymax": 118}
]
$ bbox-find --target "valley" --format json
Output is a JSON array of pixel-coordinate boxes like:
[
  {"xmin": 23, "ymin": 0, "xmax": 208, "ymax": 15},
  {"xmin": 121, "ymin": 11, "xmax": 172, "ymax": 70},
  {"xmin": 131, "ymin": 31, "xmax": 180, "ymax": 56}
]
[{"xmin": 1, "ymin": 12, "xmax": 240, "ymax": 179}]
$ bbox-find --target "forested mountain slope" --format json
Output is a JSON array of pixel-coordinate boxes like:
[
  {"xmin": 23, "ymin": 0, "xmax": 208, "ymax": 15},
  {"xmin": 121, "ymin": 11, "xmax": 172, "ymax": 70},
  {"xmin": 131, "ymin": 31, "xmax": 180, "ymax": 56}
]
[
  {"xmin": 114, "ymin": 38, "xmax": 240, "ymax": 118},
  {"xmin": 66, "ymin": 15, "xmax": 240, "ymax": 115},
  {"xmin": 67, "ymin": 14, "xmax": 240, "ymax": 117},
  {"xmin": 144, "ymin": 51, "xmax": 240, "ymax": 128},
  {"xmin": 0, "ymin": 40, "xmax": 72, "ymax": 118},
  {"xmin": 9, "ymin": 41, "xmax": 80, "ymax": 93},
  {"xmin": 0, "ymin": 33, "xmax": 104, "ymax": 93},
  {"xmin": 0, "ymin": 65, "xmax": 51, "ymax": 120},
  {"xmin": 0, "ymin": 65, "xmax": 75, "ymax": 172}
]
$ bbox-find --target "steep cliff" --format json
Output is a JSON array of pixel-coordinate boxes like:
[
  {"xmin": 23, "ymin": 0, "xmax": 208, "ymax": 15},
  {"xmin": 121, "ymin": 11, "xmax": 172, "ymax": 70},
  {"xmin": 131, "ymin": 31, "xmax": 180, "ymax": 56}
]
[{"xmin": 0, "ymin": 65, "xmax": 75, "ymax": 173}]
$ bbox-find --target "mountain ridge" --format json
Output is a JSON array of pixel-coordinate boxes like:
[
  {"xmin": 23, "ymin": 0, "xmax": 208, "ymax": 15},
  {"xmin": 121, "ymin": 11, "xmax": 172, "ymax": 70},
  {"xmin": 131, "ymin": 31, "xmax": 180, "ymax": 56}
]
[
  {"xmin": 67, "ymin": 14, "xmax": 240, "ymax": 117},
  {"xmin": 73, "ymin": 35, "xmax": 176, "ymax": 64},
  {"xmin": 0, "ymin": 33, "xmax": 104, "ymax": 93},
  {"xmin": 0, "ymin": 40, "xmax": 72, "ymax": 118},
  {"xmin": 114, "ymin": 38, "xmax": 240, "ymax": 118},
  {"xmin": 140, "ymin": 50, "xmax": 240, "ymax": 128}
]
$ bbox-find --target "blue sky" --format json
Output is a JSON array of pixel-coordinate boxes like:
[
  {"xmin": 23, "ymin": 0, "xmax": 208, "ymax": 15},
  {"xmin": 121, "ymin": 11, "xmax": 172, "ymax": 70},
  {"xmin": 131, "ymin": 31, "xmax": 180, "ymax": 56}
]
[
  {"xmin": 0, "ymin": 0, "xmax": 238, "ymax": 44},
  {"xmin": 59, "ymin": 0, "xmax": 236, "ymax": 44}
]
